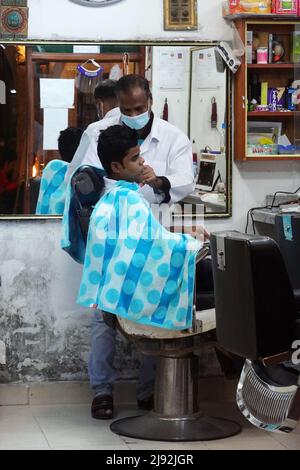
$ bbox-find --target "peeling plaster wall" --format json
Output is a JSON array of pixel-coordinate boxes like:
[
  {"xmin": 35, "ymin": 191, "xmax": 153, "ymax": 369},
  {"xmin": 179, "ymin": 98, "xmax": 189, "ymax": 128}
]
[
  {"xmin": 0, "ymin": 220, "xmax": 221, "ymax": 383},
  {"xmin": 0, "ymin": 220, "xmax": 151, "ymax": 383}
]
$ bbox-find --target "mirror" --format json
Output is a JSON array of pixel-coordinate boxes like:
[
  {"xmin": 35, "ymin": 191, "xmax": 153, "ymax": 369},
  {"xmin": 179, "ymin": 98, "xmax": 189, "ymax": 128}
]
[
  {"xmin": 0, "ymin": 42, "xmax": 231, "ymax": 218},
  {"xmin": 187, "ymin": 47, "xmax": 230, "ymax": 215}
]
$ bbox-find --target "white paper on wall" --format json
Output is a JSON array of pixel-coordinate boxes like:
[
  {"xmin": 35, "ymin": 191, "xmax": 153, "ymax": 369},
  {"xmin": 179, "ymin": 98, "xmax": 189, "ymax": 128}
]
[
  {"xmin": 73, "ymin": 45, "xmax": 100, "ymax": 54},
  {"xmin": 0, "ymin": 80, "xmax": 6, "ymax": 104},
  {"xmin": 195, "ymin": 50, "xmax": 222, "ymax": 89},
  {"xmin": 43, "ymin": 108, "xmax": 68, "ymax": 150},
  {"xmin": 159, "ymin": 50, "xmax": 185, "ymax": 89},
  {"xmin": 40, "ymin": 78, "xmax": 75, "ymax": 109}
]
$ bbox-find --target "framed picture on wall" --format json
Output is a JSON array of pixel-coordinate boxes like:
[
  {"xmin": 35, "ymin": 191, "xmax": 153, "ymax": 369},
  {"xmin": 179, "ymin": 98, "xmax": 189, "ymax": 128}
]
[{"xmin": 163, "ymin": 0, "xmax": 198, "ymax": 31}]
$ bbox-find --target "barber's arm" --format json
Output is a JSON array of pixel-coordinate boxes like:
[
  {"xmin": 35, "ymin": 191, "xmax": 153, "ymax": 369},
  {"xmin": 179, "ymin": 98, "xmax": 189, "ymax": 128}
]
[
  {"xmin": 165, "ymin": 136, "xmax": 195, "ymax": 204},
  {"xmin": 65, "ymin": 122, "xmax": 105, "ymax": 182},
  {"xmin": 140, "ymin": 133, "xmax": 194, "ymax": 204},
  {"xmin": 65, "ymin": 131, "xmax": 92, "ymax": 181}
]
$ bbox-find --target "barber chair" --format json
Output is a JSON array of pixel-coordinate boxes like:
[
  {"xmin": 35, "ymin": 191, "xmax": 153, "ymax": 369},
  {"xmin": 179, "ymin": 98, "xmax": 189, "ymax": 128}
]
[
  {"xmin": 71, "ymin": 167, "xmax": 241, "ymax": 441},
  {"xmin": 210, "ymin": 231, "xmax": 300, "ymax": 433},
  {"xmin": 71, "ymin": 165, "xmax": 105, "ymax": 241},
  {"xmin": 275, "ymin": 214, "xmax": 300, "ymax": 311}
]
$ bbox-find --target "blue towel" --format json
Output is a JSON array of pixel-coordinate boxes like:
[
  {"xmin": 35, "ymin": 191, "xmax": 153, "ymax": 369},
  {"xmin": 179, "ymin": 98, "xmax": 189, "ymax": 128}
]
[
  {"xmin": 36, "ymin": 160, "xmax": 68, "ymax": 215},
  {"xmin": 77, "ymin": 180, "xmax": 201, "ymax": 330},
  {"xmin": 61, "ymin": 165, "xmax": 106, "ymax": 264}
]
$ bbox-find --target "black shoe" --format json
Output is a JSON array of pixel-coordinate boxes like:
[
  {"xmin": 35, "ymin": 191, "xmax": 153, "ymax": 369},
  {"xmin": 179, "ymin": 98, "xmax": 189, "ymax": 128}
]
[
  {"xmin": 137, "ymin": 395, "xmax": 154, "ymax": 410},
  {"xmin": 91, "ymin": 394, "xmax": 114, "ymax": 420}
]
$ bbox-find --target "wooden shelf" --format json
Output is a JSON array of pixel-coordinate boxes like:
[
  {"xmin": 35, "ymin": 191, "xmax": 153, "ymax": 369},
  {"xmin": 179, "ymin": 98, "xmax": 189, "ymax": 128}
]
[
  {"xmin": 233, "ymin": 16, "xmax": 300, "ymax": 161},
  {"xmin": 224, "ymin": 14, "xmax": 300, "ymax": 21},
  {"xmin": 248, "ymin": 111, "xmax": 300, "ymax": 117},
  {"xmin": 245, "ymin": 155, "xmax": 300, "ymax": 160},
  {"xmin": 247, "ymin": 63, "xmax": 295, "ymax": 69}
]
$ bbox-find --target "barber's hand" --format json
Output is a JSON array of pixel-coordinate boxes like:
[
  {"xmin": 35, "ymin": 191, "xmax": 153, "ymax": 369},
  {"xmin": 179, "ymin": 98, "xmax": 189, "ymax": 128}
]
[{"xmin": 141, "ymin": 165, "xmax": 161, "ymax": 189}]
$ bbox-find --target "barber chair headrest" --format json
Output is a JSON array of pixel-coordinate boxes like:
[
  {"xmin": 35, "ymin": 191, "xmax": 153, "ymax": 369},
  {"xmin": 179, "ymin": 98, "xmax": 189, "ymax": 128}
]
[
  {"xmin": 210, "ymin": 231, "xmax": 298, "ymax": 360},
  {"xmin": 71, "ymin": 165, "xmax": 105, "ymax": 207},
  {"xmin": 71, "ymin": 166, "xmax": 105, "ymax": 242}
]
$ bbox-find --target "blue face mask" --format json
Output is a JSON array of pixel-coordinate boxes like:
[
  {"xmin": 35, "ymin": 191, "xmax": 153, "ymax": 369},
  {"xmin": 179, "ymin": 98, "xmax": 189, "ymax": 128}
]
[{"xmin": 121, "ymin": 109, "xmax": 150, "ymax": 130}]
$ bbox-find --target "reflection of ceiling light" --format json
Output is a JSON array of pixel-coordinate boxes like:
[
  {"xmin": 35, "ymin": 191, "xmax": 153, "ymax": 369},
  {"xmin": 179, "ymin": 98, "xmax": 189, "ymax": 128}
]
[
  {"xmin": 0, "ymin": 44, "xmax": 6, "ymax": 50},
  {"xmin": 10, "ymin": 89, "xmax": 17, "ymax": 94}
]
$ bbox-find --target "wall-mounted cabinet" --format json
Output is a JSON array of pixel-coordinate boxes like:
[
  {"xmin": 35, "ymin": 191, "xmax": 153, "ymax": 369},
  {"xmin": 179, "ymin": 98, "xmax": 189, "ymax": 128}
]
[{"xmin": 234, "ymin": 18, "xmax": 300, "ymax": 161}]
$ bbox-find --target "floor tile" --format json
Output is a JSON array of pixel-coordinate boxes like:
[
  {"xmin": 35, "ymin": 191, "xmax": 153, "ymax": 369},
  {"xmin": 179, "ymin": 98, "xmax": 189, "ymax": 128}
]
[
  {"xmin": 270, "ymin": 423, "xmax": 300, "ymax": 450},
  {"xmin": 0, "ymin": 402, "xmax": 299, "ymax": 450},
  {"xmin": 31, "ymin": 404, "xmax": 131, "ymax": 450},
  {"xmin": 0, "ymin": 406, "xmax": 50, "ymax": 450}
]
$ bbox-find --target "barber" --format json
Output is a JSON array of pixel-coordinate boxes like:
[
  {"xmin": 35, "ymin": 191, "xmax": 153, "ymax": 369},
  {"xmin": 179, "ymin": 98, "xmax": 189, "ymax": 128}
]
[
  {"xmin": 66, "ymin": 75, "xmax": 196, "ymax": 419},
  {"xmin": 66, "ymin": 75, "xmax": 194, "ymax": 204}
]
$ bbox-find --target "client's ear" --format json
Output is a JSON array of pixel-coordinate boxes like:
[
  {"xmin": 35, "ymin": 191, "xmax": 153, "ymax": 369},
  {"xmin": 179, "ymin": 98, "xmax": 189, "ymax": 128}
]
[{"xmin": 110, "ymin": 161, "xmax": 122, "ymax": 174}]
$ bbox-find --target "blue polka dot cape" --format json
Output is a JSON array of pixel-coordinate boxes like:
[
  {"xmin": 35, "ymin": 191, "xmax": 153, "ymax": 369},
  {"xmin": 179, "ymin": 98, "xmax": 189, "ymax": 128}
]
[
  {"xmin": 36, "ymin": 160, "xmax": 68, "ymax": 215},
  {"xmin": 77, "ymin": 180, "xmax": 201, "ymax": 331}
]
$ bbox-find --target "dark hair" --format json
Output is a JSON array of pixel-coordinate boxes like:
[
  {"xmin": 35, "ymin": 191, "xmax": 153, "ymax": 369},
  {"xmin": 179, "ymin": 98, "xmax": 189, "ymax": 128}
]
[
  {"xmin": 115, "ymin": 74, "xmax": 151, "ymax": 99},
  {"xmin": 94, "ymin": 79, "xmax": 117, "ymax": 100},
  {"xmin": 97, "ymin": 125, "xmax": 138, "ymax": 174},
  {"xmin": 58, "ymin": 127, "xmax": 83, "ymax": 163}
]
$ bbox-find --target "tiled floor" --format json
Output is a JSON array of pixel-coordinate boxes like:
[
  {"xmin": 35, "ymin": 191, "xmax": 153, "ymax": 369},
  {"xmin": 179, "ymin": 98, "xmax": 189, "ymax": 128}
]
[{"xmin": 0, "ymin": 401, "xmax": 299, "ymax": 450}]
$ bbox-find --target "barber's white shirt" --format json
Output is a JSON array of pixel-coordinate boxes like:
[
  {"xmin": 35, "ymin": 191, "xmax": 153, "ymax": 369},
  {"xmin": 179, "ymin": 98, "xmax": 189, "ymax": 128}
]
[{"xmin": 66, "ymin": 115, "xmax": 194, "ymax": 204}]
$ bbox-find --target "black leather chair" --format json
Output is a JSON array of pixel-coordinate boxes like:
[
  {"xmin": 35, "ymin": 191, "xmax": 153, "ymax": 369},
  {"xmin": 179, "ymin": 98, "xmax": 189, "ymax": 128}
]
[
  {"xmin": 210, "ymin": 231, "xmax": 300, "ymax": 433},
  {"xmin": 275, "ymin": 213, "xmax": 300, "ymax": 312}
]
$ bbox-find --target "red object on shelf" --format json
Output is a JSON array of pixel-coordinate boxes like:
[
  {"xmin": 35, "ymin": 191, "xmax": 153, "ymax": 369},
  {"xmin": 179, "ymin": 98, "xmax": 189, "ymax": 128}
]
[{"xmin": 272, "ymin": 0, "xmax": 298, "ymax": 14}]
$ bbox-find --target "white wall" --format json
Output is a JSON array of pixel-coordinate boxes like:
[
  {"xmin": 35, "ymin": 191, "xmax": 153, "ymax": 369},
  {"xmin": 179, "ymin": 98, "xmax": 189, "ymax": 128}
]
[{"xmin": 28, "ymin": 0, "xmax": 232, "ymax": 41}]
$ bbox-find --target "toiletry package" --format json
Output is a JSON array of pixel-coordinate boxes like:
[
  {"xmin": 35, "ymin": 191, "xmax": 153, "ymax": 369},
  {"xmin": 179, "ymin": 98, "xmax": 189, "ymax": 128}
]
[{"xmin": 272, "ymin": 0, "xmax": 298, "ymax": 14}]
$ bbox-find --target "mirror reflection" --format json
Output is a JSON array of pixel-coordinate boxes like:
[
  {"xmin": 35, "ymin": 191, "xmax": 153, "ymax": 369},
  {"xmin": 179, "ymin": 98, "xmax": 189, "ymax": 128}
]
[
  {"xmin": 187, "ymin": 47, "xmax": 228, "ymax": 214},
  {"xmin": 0, "ymin": 44, "xmax": 230, "ymax": 217}
]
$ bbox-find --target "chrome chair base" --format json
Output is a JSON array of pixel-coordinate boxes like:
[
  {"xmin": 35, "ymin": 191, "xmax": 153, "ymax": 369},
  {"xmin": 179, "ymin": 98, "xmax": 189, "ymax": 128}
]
[
  {"xmin": 111, "ymin": 353, "xmax": 241, "ymax": 442},
  {"xmin": 110, "ymin": 412, "xmax": 241, "ymax": 442}
]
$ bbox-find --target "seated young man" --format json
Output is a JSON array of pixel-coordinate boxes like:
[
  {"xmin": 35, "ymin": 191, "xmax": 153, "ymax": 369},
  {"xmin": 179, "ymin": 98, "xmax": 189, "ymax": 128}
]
[
  {"xmin": 74, "ymin": 125, "xmax": 203, "ymax": 419},
  {"xmin": 77, "ymin": 124, "xmax": 202, "ymax": 331}
]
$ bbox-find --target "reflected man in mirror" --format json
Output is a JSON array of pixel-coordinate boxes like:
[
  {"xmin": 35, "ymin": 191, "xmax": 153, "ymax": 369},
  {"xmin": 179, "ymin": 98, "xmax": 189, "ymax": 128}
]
[
  {"xmin": 94, "ymin": 79, "xmax": 120, "ymax": 121},
  {"xmin": 36, "ymin": 127, "xmax": 83, "ymax": 215}
]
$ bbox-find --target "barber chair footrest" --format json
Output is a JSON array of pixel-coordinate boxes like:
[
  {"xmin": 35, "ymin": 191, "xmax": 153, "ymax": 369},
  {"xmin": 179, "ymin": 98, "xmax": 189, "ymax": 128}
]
[{"xmin": 110, "ymin": 412, "xmax": 241, "ymax": 442}]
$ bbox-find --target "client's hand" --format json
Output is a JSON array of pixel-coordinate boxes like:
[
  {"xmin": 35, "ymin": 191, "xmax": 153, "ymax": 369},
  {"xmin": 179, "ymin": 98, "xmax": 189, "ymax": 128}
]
[
  {"xmin": 172, "ymin": 224, "xmax": 210, "ymax": 243},
  {"xmin": 141, "ymin": 165, "xmax": 162, "ymax": 190}
]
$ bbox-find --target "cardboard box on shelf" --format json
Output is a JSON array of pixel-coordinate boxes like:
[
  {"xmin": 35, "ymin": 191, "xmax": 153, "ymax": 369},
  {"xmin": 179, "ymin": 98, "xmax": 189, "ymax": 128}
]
[
  {"xmin": 240, "ymin": 1, "xmax": 272, "ymax": 13},
  {"xmin": 223, "ymin": 0, "xmax": 272, "ymax": 15},
  {"xmin": 272, "ymin": 0, "xmax": 298, "ymax": 14},
  {"xmin": 292, "ymin": 31, "xmax": 300, "ymax": 62}
]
